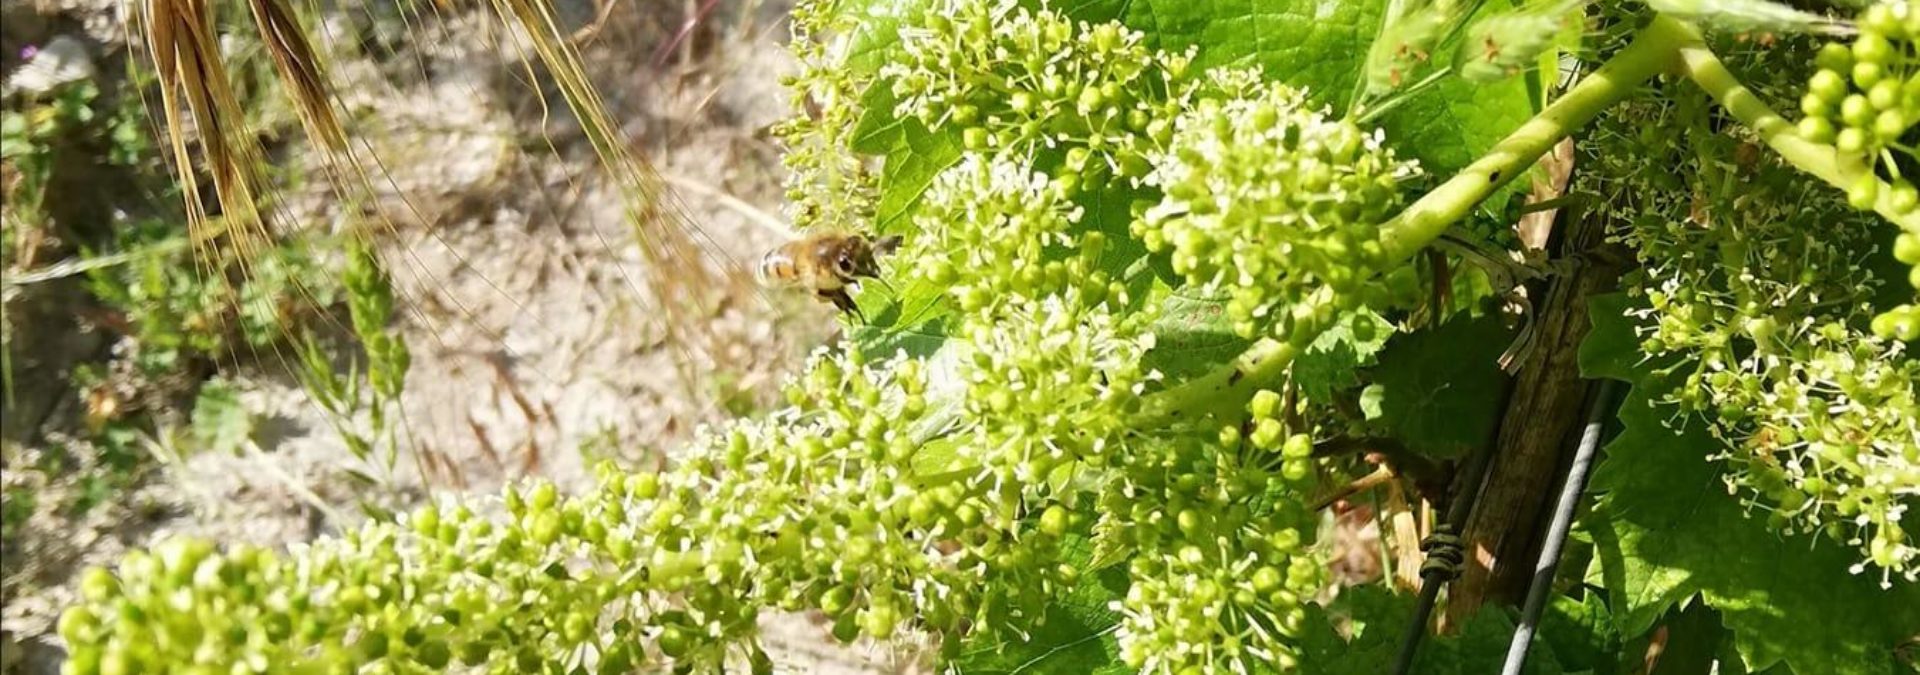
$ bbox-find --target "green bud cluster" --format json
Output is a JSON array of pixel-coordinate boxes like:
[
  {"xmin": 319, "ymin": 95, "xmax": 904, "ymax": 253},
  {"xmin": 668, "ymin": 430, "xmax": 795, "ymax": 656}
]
[
  {"xmin": 1797, "ymin": 2, "xmax": 1920, "ymax": 196},
  {"xmin": 61, "ymin": 0, "xmax": 1408, "ymax": 671},
  {"xmin": 1594, "ymin": 77, "xmax": 1920, "ymax": 584},
  {"xmin": 773, "ymin": 0, "xmax": 879, "ymax": 232},
  {"xmin": 58, "ymin": 304, "xmax": 1185, "ymax": 672},
  {"xmin": 1102, "ymin": 391, "xmax": 1322, "ymax": 673},
  {"xmin": 905, "ymin": 155, "xmax": 1123, "ymax": 314},
  {"xmin": 59, "ymin": 347, "xmax": 947, "ymax": 674},
  {"xmin": 882, "ymin": 0, "xmax": 1187, "ymax": 180},
  {"xmin": 59, "ymin": 481, "xmax": 664, "ymax": 675},
  {"xmin": 953, "ymin": 292, "xmax": 1157, "ymax": 486},
  {"xmin": 1136, "ymin": 70, "xmax": 1418, "ymax": 339},
  {"xmin": 1796, "ymin": 1, "xmax": 1920, "ymax": 318}
]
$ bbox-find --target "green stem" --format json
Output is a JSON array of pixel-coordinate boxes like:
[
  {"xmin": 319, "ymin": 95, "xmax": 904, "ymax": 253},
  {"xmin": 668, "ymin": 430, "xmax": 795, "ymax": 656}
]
[
  {"xmin": 1665, "ymin": 16, "xmax": 1920, "ymax": 231},
  {"xmin": 1375, "ymin": 15, "xmax": 1696, "ymax": 264},
  {"xmin": 1142, "ymin": 291, "xmax": 1334, "ymax": 426}
]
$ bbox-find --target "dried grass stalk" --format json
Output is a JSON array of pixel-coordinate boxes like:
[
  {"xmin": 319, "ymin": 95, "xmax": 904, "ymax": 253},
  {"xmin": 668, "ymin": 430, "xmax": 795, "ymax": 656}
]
[
  {"xmin": 243, "ymin": 0, "xmax": 348, "ymax": 155},
  {"xmin": 140, "ymin": 0, "xmax": 276, "ymax": 265},
  {"xmin": 487, "ymin": 0, "xmax": 747, "ymax": 353}
]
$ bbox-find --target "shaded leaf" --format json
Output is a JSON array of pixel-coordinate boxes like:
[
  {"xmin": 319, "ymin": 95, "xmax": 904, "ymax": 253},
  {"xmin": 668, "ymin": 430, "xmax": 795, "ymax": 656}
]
[
  {"xmin": 1650, "ymin": 599, "xmax": 1727, "ymax": 675},
  {"xmin": 1538, "ymin": 591, "xmax": 1622, "ymax": 675},
  {"xmin": 1295, "ymin": 309, "xmax": 1396, "ymax": 401},
  {"xmin": 1583, "ymin": 387, "xmax": 1920, "ymax": 674},
  {"xmin": 1576, "ymin": 293, "xmax": 1643, "ymax": 382},
  {"xmin": 1365, "ymin": 314, "xmax": 1513, "ymax": 458},
  {"xmin": 1580, "ymin": 299, "xmax": 1920, "ymax": 674},
  {"xmin": 1298, "ymin": 584, "xmax": 1567, "ymax": 674}
]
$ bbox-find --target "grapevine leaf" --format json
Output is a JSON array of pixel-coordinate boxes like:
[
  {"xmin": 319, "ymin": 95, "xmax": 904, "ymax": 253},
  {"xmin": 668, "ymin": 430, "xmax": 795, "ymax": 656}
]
[
  {"xmin": 1298, "ymin": 584, "xmax": 1568, "ymax": 674},
  {"xmin": 1359, "ymin": 383, "xmax": 1387, "ymax": 420},
  {"xmin": 1583, "ymin": 293, "xmax": 1920, "ymax": 673},
  {"xmin": 843, "ymin": 0, "xmax": 927, "ymax": 74},
  {"xmin": 1537, "ymin": 591, "xmax": 1621, "ymax": 675},
  {"xmin": 850, "ymin": 314, "xmax": 950, "ymax": 358},
  {"xmin": 952, "ymin": 538, "xmax": 1131, "ymax": 674},
  {"xmin": 1434, "ymin": 607, "xmax": 1567, "ymax": 675},
  {"xmin": 1576, "ymin": 292, "xmax": 1643, "ymax": 382},
  {"xmin": 1075, "ymin": 182, "xmax": 1164, "ymax": 303},
  {"xmin": 1377, "ymin": 75, "xmax": 1533, "ymax": 176},
  {"xmin": 1296, "ymin": 592, "xmax": 1402, "ymax": 674},
  {"xmin": 851, "ymin": 85, "xmax": 908, "ymax": 155},
  {"xmin": 844, "ymin": 20, "xmax": 962, "ymax": 231},
  {"xmin": 1369, "ymin": 0, "xmax": 1535, "ymax": 178},
  {"xmin": 1143, "ymin": 289, "xmax": 1247, "ymax": 381},
  {"xmin": 1716, "ymin": 639, "xmax": 1794, "ymax": 675},
  {"xmin": 873, "ymin": 115, "xmax": 963, "ymax": 233},
  {"xmin": 850, "ymin": 262, "xmax": 955, "ymax": 360},
  {"xmin": 1062, "ymin": 0, "xmax": 1531, "ymax": 181},
  {"xmin": 908, "ymin": 435, "xmax": 965, "ymax": 479},
  {"xmin": 1652, "ymin": 599, "xmax": 1730, "ymax": 675},
  {"xmin": 1581, "ymin": 383, "xmax": 1920, "ymax": 673},
  {"xmin": 1087, "ymin": 0, "xmax": 1384, "ymax": 106},
  {"xmin": 1294, "ymin": 308, "xmax": 1396, "ymax": 401},
  {"xmin": 1365, "ymin": 314, "xmax": 1513, "ymax": 458}
]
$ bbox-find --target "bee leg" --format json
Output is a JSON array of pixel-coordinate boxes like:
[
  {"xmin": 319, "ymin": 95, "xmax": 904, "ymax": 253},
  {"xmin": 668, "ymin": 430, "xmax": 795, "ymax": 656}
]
[{"xmin": 819, "ymin": 288, "xmax": 864, "ymax": 322}]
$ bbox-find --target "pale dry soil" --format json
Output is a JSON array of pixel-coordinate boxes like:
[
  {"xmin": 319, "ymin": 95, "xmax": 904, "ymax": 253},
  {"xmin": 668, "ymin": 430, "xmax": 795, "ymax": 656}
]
[{"xmin": 0, "ymin": 0, "xmax": 921, "ymax": 671}]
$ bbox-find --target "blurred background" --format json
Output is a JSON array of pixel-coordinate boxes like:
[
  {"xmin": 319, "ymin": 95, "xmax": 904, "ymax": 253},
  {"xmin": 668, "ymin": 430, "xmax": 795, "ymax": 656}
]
[{"xmin": 0, "ymin": 0, "xmax": 919, "ymax": 670}]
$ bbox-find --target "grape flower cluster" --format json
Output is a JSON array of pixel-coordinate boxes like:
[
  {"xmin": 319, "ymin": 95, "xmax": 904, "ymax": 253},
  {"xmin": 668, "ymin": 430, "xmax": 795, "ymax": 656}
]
[
  {"xmin": 1136, "ymin": 69, "xmax": 1420, "ymax": 339},
  {"xmin": 1101, "ymin": 391, "xmax": 1324, "ymax": 672},
  {"xmin": 1795, "ymin": 0, "xmax": 1920, "ymax": 333},
  {"xmin": 772, "ymin": 0, "xmax": 879, "ymax": 233},
  {"xmin": 57, "ymin": 0, "xmax": 1411, "ymax": 672},
  {"xmin": 1597, "ymin": 76, "xmax": 1920, "ymax": 583},
  {"xmin": 881, "ymin": 0, "xmax": 1187, "ymax": 182},
  {"xmin": 904, "ymin": 154, "xmax": 1122, "ymax": 317}
]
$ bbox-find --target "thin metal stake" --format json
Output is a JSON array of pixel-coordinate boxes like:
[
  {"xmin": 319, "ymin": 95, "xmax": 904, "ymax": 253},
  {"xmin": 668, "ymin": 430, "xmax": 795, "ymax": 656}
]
[{"xmin": 1500, "ymin": 379, "xmax": 1618, "ymax": 675}]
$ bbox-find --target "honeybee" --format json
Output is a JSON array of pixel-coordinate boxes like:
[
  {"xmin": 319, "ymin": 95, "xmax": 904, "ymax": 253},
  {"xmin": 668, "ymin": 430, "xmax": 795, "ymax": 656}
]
[{"xmin": 756, "ymin": 232, "xmax": 902, "ymax": 319}]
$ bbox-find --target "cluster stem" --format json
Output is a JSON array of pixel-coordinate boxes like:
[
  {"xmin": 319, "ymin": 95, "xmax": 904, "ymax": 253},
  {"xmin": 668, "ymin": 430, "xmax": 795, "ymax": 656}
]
[
  {"xmin": 1375, "ymin": 15, "xmax": 1697, "ymax": 264},
  {"xmin": 1666, "ymin": 16, "xmax": 1920, "ymax": 230}
]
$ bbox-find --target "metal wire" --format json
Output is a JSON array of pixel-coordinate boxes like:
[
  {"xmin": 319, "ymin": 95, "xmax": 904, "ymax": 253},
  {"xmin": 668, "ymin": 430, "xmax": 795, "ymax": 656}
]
[
  {"xmin": 1500, "ymin": 379, "xmax": 1619, "ymax": 675},
  {"xmin": 1390, "ymin": 436, "xmax": 1496, "ymax": 675}
]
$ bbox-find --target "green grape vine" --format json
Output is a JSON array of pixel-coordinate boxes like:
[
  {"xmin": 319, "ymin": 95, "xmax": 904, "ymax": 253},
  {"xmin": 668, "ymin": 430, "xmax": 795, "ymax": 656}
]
[{"xmin": 53, "ymin": 0, "xmax": 1920, "ymax": 673}]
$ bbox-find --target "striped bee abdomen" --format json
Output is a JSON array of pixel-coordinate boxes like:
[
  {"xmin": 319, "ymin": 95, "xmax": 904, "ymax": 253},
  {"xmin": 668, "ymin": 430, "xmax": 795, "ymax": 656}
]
[{"xmin": 756, "ymin": 248, "xmax": 801, "ymax": 287}]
